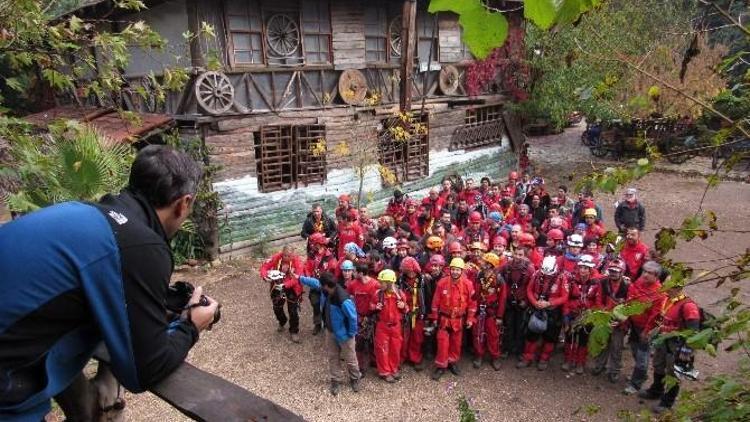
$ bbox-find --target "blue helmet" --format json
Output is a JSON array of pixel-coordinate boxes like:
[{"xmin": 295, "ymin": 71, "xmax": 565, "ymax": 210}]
[
  {"xmin": 344, "ymin": 242, "xmax": 365, "ymax": 257},
  {"xmin": 340, "ymin": 260, "xmax": 355, "ymax": 271},
  {"xmin": 488, "ymin": 211, "xmax": 503, "ymax": 223}
]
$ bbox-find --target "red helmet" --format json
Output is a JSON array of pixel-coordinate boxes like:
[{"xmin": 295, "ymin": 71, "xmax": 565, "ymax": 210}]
[
  {"xmin": 492, "ymin": 236, "xmax": 507, "ymax": 247},
  {"xmin": 547, "ymin": 228, "xmax": 565, "ymax": 241},
  {"xmin": 519, "ymin": 233, "xmax": 536, "ymax": 248},
  {"xmin": 406, "ymin": 198, "xmax": 418, "ymax": 208},
  {"xmin": 400, "ymin": 256, "xmax": 421, "ymax": 274},
  {"xmin": 607, "ymin": 258, "xmax": 627, "ymax": 273},
  {"xmin": 309, "ymin": 233, "xmax": 328, "ymax": 245},
  {"xmin": 429, "ymin": 254, "xmax": 446, "ymax": 268},
  {"xmin": 338, "ymin": 194, "xmax": 350, "ymax": 202},
  {"xmin": 448, "ymin": 241, "xmax": 463, "ymax": 254},
  {"xmin": 469, "ymin": 211, "xmax": 483, "ymax": 223},
  {"xmin": 509, "ymin": 171, "xmax": 518, "ymax": 180}
]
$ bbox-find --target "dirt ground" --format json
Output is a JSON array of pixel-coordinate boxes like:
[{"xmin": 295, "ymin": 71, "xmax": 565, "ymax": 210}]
[{"xmin": 122, "ymin": 124, "xmax": 750, "ymax": 422}]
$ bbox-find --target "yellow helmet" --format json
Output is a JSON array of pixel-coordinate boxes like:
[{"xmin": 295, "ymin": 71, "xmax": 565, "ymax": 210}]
[
  {"xmin": 482, "ymin": 252, "xmax": 500, "ymax": 268},
  {"xmin": 377, "ymin": 269, "xmax": 398, "ymax": 283},
  {"xmin": 584, "ymin": 208, "xmax": 597, "ymax": 218},
  {"xmin": 449, "ymin": 257, "xmax": 465, "ymax": 269}
]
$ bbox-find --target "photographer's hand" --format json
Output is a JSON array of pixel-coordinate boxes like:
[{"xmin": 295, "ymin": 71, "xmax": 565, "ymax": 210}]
[{"xmin": 185, "ymin": 286, "xmax": 220, "ymax": 332}]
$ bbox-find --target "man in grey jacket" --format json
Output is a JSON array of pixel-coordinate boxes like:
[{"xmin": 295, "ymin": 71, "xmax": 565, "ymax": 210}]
[{"xmin": 615, "ymin": 188, "xmax": 646, "ymax": 233}]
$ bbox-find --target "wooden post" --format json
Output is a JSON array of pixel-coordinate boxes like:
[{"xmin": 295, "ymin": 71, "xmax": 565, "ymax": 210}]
[
  {"xmin": 399, "ymin": 0, "xmax": 417, "ymax": 112},
  {"xmin": 186, "ymin": 0, "xmax": 205, "ymax": 68}
]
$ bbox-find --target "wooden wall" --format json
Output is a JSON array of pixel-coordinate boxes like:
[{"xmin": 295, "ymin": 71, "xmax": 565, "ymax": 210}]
[{"xmin": 331, "ymin": 0, "xmax": 366, "ymax": 70}]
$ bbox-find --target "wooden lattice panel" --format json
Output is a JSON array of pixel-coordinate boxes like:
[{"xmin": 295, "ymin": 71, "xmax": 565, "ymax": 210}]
[
  {"xmin": 378, "ymin": 113, "xmax": 429, "ymax": 184},
  {"xmin": 295, "ymin": 125, "xmax": 327, "ymax": 187},
  {"xmin": 451, "ymin": 105, "xmax": 505, "ymax": 151},
  {"xmin": 258, "ymin": 125, "xmax": 294, "ymax": 193}
]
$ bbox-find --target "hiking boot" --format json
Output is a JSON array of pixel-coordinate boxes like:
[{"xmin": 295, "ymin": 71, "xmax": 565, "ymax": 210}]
[
  {"xmin": 448, "ymin": 364, "xmax": 461, "ymax": 376},
  {"xmin": 472, "ymin": 358, "xmax": 482, "ymax": 369},
  {"xmin": 622, "ymin": 384, "xmax": 639, "ymax": 395},
  {"xmin": 350, "ymin": 378, "xmax": 360, "ymax": 393},
  {"xmin": 561, "ymin": 361, "xmax": 571, "ymax": 371},
  {"xmin": 491, "ymin": 359, "xmax": 502, "ymax": 371},
  {"xmin": 312, "ymin": 324, "xmax": 322, "ymax": 336},
  {"xmin": 516, "ymin": 360, "xmax": 531, "ymax": 369},
  {"xmin": 591, "ymin": 366, "xmax": 605, "ymax": 376},
  {"xmin": 500, "ymin": 351, "xmax": 509, "ymax": 359},
  {"xmin": 638, "ymin": 389, "xmax": 662, "ymax": 401},
  {"xmin": 575, "ymin": 365, "xmax": 585, "ymax": 375},
  {"xmin": 652, "ymin": 403, "xmax": 671, "ymax": 414},
  {"xmin": 276, "ymin": 324, "xmax": 285, "ymax": 333},
  {"xmin": 329, "ymin": 381, "xmax": 340, "ymax": 396},
  {"xmin": 414, "ymin": 360, "xmax": 425, "ymax": 372},
  {"xmin": 608, "ymin": 373, "xmax": 620, "ymax": 384},
  {"xmin": 384, "ymin": 375, "xmax": 396, "ymax": 383},
  {"xmin": 290, "ymin": 333, "xmax": 300, "ymax": 343},
  {"xmin": 393, "ymin": 371, "xmax": 402, "ymax": 380},
  {"xmin": 537, "ymin": 361, "xmax": 549, "ymax": 371},
  {"xmin": 431, "ymin": 368, "xmax": 445, "ymax": 381}
]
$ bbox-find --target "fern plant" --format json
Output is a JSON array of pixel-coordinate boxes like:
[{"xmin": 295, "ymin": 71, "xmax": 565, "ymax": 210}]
[{"xmin": 3, "ymin": 121, "xmax": 133, "ymax": 212}]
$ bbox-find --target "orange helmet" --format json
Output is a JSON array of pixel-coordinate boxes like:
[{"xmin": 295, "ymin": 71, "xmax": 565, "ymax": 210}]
[
  {"xmin": 426, "ymin": 236, "xmax": 444, "ymax": 251},
  {"xmin": 400, "ymin": 256, "xmax": 421, "ymax": 274}
]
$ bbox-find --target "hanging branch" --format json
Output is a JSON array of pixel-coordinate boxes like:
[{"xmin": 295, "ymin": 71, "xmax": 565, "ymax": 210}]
[{"xmin": 699, "ymin": 0, "xmax": 750, "ymax": 37}]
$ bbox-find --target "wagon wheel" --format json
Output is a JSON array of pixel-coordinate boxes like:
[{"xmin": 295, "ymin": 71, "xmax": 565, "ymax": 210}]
[
  {"xmin": 589, "ymin": 136, "xmax": 609, "ymax": 158},
  {"xmin": 389, "ymin": 16, "xmax": 402, "ymax": 56},
  {"xmin": 338, "ymin": 69, "xmax": 368, "ymax": 106},
  {"xmin": 266, "ymin": 14, "xmax": 300, "ymax": 57},
  {"xmin": 438, "ymin": 65, "xmax": 460, "ymax": 96},
  {"xmin": 664, "ymin": 136, "xmax": 697, "ymax": 164},
  {"xmin": 138, "ymin": 75, "xmax": 158, "ymax": 113},
  {"xmin": 195, "ymin": 71, "xmax": 235, "ymax": 115}
]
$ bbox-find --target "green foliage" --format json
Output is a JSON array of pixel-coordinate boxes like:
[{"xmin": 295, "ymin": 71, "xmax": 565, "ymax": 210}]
[
  {"xmin": 456, "ymin": 395, "xmax": 479, "ymax": 422},
  {"xmin": 672, "ymin": 359, "xmax": 750, "ymax": 421},
  {"xmin": 524, "ymin": 0, "xmax": 602, "ymax": 30},
  {"xmin": 428, "ymin": 0, "xmax": 507, "ymax": 59},
  {"xmin": 1, "ymin": 120, "xmax": 133, "ymax": 212},
  {"xmin": 583, "ymin": 301, "xmax": 650, "ymax": 357}
]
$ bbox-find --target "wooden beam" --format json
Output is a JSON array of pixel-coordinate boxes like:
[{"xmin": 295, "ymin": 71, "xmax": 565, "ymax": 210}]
[
  {"xmin": 399, "ymin": 0, "xmax": 417, "ymax": 112},
  {"xmin": 186, "ymin": 0, "xmax": 205, "ymax": 68}
]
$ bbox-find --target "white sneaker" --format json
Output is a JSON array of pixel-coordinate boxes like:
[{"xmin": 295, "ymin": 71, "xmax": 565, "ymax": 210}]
[{"xmin": 622, "ymin": 385, "xmax": 639, "ymax": 395}]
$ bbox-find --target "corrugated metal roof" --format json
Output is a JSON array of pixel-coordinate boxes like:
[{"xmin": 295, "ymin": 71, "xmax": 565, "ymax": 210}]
[{"xmin": 23, "ymin": 106, "xmax": 173, "ymax": 143}]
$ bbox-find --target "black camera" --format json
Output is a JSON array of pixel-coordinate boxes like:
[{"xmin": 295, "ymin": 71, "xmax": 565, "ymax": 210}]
[{"xmin": 166, "ymin": 281, "xmax": 222, "ymax": 328}]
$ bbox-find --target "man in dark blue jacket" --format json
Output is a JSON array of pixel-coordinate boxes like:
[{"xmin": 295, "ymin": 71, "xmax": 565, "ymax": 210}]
[
  {"xmin": 0, "ymin": 145, "xmax": 219, "ymax": 421},
  {"xmin": 299, "ymin": 272, "xmax": 360, "ymax": 395}
]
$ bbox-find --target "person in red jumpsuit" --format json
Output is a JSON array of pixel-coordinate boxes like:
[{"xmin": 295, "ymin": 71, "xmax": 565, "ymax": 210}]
[
  {"xmin": 517, "ymin": 256, "xmax": 569, "ymax": 370},
  {"xmin": 260, "ymin": 244, "xmax": 305, "ymax": 342},
  {"xmin": 582, "ymin": 208, "xmax": 606, "ymax": 239},
  {"xmin": 471, "ymin": 252, "xmax": 506, "ymax": 370},
  {"xmin": 386, "ymin": 189, "xmax": 407, "ymax": 225},
  {"xmin": 458, "ymin": 177, "xmax": 479, "ymax": 207},
  {"xmin": 561, "ymin": 254, "xmax": 599, "ymax": 374},
  {"xmin": 398, "ymin": 257, "xmax": 433, "ymax": 371},
  {"xmin": 371, "ymin": 269, "xmax": 407, "ymax": 383},
  {"xmin": 558, "ymin": 233, "xmax": 584, "ymax": 276},
  {"xmin": 335, "ymin": 194, "xmax": 353, "ymax": 221},
  {"xmin": 620, "ymin": 227, "xmax": 650, "ymax": 280},
  {"xmin": 347, "ymin": 262, "xmax": 380, "ymax": 375},
  {"xmin": 429, "ymin": 258, "xmax": 477, "ymax": 380},
  {"xmin": 460, "ymin": 211, "xmax": 490, "ymax": 250},
  {"xmin": 424, "ymin": 187, "xmax": 444, "ymax": 220},
  {"xmin": 304, "ymin": 233, "xmax": 338, "ymax": 335},
  {"xmin": 336, "ymin": 209, "xmax": 364, "ymax": 260},
  {"xmin": 639, "ymin": 280, "xmax": 701, "ymax": 413}
]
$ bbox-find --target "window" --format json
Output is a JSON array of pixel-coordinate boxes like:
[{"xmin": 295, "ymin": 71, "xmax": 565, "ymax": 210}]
[
  {"xmin": 450, "ymin": 105, "xmax": 505, "ymax": 150},
  {"xmin": 302, "ymin": 0, "xmax": 331, "ymax": 64},
  {"xmin": 226, "ymin": 1, "xmax": 264, "ymax": 65},
  {"xmin": 378, "ymin": 114, "xmax": 429, "ymax": 183},
  {"xmin": 255, "ymin": 124, "xmax": 327, "ymax": 193},
  {"xmin": 416, "ymin": 11, "xmax": 438, "ymax": 64},
  {"xmin": 364, "ymin": 6, "xmax": 388, "ymax": 63}
]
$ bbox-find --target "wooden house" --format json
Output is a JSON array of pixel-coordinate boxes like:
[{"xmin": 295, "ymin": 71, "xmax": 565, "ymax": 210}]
[{"xmin": 68, "ymin": 0, "xmax": 525, "ymax": 257}]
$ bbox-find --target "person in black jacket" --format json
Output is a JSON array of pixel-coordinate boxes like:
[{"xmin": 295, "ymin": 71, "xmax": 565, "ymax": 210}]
[
  {"xmin": 614, "ymin": 188, "xmax": 646, "ymax": 233},
  {"xmin": 301, "ymin": 203, "xmax": 337, "ymax": 257},
  {"xmin": 0, "ymin": 145, "xmax": 219, "ymax": 421}
]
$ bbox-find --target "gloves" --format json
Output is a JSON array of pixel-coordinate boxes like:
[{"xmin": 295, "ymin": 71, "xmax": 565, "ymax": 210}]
[{"xmin": 273, "ymin": 283, "xmax": 284, "ymax": 292}]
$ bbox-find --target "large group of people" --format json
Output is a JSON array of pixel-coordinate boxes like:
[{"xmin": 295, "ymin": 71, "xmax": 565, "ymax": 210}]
[{"xmin": 260, "ymin": 171, "xmax": 701, "ymax": 414}]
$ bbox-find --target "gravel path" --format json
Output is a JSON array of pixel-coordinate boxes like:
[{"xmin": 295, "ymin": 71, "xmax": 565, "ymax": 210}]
[{"xmin": 120, "ymin": 126, "xmax": 749, "ymax": 422}]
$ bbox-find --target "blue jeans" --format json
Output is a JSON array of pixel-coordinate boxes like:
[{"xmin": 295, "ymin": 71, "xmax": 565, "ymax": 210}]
[{"xmin": 628, "ymin": 328, "xmax": 650, "ymax": 389}]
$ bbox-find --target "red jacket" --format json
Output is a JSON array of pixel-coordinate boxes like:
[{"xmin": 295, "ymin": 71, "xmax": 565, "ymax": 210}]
[
  {"xmin": 459, "ymin": 227, "xmax": 490, "ymax": 249},
  {"xmin": 473, "ymin": 269, "xmax": 507, "ymax": 318},
  {"xmin": 526, "ymin": 271, "xmax": 569, "ymax": 310},
  {"xmin": 585, "ymin": 221, "xmax": 606, "ymax": 239},
  {"xmin": 620, "ymin": 241, "xmax": 650, "ymax": 279},
  {"xmin": 459, "ymin": 188, "xmax": 479, "ymax": 206},
  {"xmin": 592, "ymin": 277, "xmax": 630, "ymax": 310},
  {"xmin": 563, "ymin": 275, "xmax": 598, "ymax": 317},
  {"xmin": 347, "ymin": 277, "xmax": 380, "ymax": 316},
  {"xmin": 337, "ymin": 222, "xmax": 364, "ymax": 259},
  {"xmin": 626, "ymin": 277, "xmax": 667, "ymax": 332},
  {"xmin": 424, "ymin": 197, "xmax": 444, "ymax": 220},
  {"xmin": 386, "ymin": 199, "xmax": 407, "ymax": 224},
  {"xmin": 259, "ymin": 252, "xmax": 305, "ymax": 296},
  {"xmin": 659, "ymin": 296, "xmax": 700, "ymax": 333},
  {"xmin": 429, "ymin": 275, "xmax": 477, "ymax": 326},
  {"xmin": 371, "ymin": 288, "xmax": 407, "ymax": 325},
  {"xmin": 304, "ymin": 250, "xmax": 338, "ymax": 279},
  {"xmin": 499, "ymin": 259, "xmax": 534, "ymax": 304}
]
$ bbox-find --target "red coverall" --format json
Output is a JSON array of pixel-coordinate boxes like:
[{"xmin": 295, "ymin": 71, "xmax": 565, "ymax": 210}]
[
  {"xmin": 400, "ymin": 275, "xmax": 429, "ymax": 365},
  {"xmin": 472, "ymin": 269, "xmax": 507, "ymax": 359},
  {"xmin": 522, "ymin": 271, "xmax": 569, "ymax": 363},
  {"xmin": 459, "ymin": 188, "xmax": 479, "ymax": 207},
  {"xmin": 371, "ymin": 288, "xmax": 407, "ymax": 377},
  {"xmin": 337, "ymin": 221, "xmax": 364, "ymax": 260},
  {"xmin": 259, "ymin": 252, "xmax": 305, "ymax": 296},
  {"xmin": 430, "ymin": 275, "xmax": 477, "ymax": 368},
  {"xmin": 620, "ymin": 241, "xmax": 650, "ymax": 279},
  {"xmin": 562, "ymin": 274, "xmax": 599, "ymax": 366},
  {"xmin": 347, "ymin": 277, "xmax": 380, "ymax": 371},
  {"xmin": 386, "ymin": 199, "xmax": 407, "ymax": 224},
  {"xmin": 459, "ymin": 227, "xmax": 490, "ymax": 250}
]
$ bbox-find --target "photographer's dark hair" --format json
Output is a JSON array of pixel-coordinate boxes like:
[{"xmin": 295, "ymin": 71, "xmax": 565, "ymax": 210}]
[
  {"xmin": 320, "ymin": 272, "xmax": 337, "ymax": 288},
  {"xmin": 128, "ymin": 145, "xmax": 203, "ymax": 208}
]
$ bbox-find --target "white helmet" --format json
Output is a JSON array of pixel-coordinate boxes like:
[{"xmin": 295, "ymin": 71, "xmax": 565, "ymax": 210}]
[
  {"xmin": 267, "ymin": 270, "xmax": 285, "ymax": 281},
  {"xmin": 541, "ymin": 256, "xmax": 558, "ymax": 276},
  {"xmin": 382, "ymin": 236, "xmax": 397, "ymax": 249},
  {"xmin": 568, "ymin": 234, "xmax": 584, "ymax": 248},
  {"xmin": 577, "ymin": 254, "xmax": 596, "ymax": 268}
]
